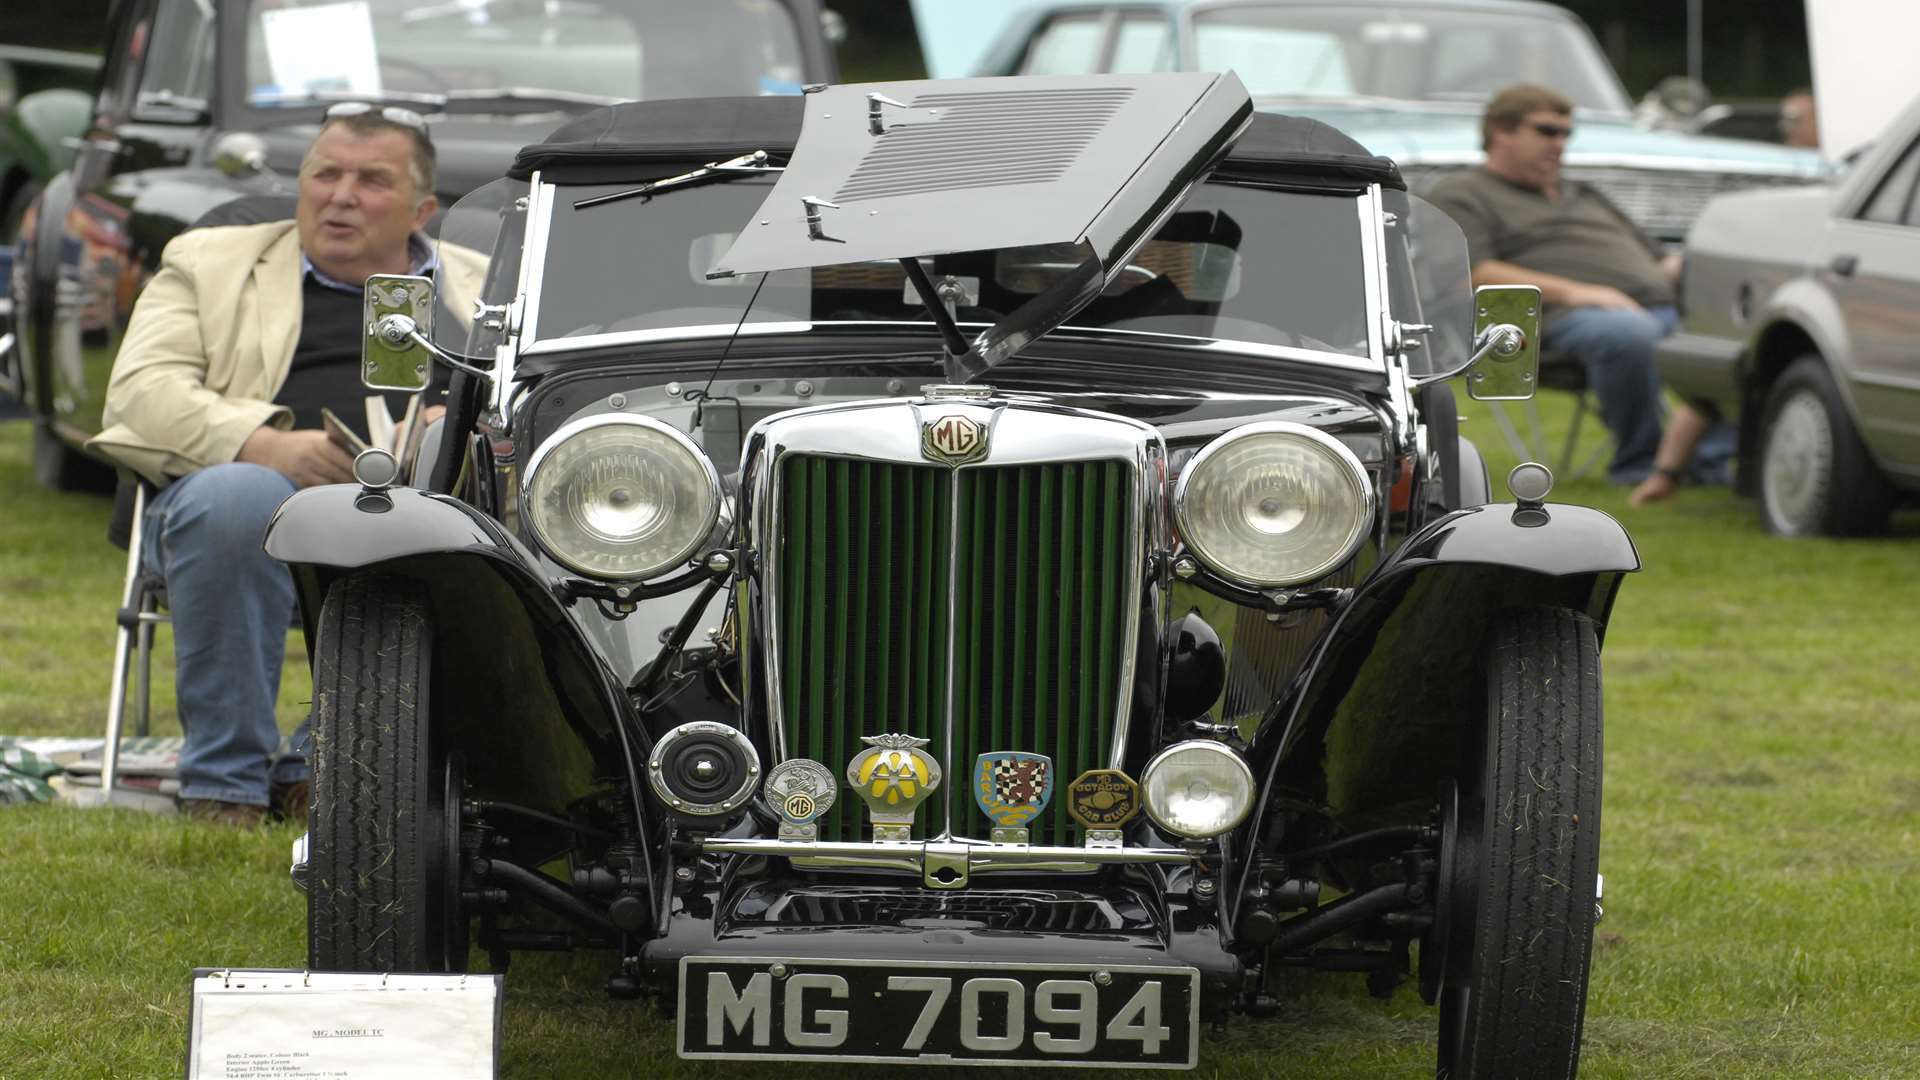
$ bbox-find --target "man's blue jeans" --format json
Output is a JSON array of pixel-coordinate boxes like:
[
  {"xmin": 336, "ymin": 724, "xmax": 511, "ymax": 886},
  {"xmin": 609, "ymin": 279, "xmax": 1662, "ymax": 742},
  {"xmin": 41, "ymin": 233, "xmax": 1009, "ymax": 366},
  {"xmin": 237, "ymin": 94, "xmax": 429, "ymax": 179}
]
[
  {"xmin": 1543, "ymin": 305, "xmax": 1677, "ymax": 485},
  {"xmin": 141, "ymin": 463, "xmax": 308, "ymax": 806}
]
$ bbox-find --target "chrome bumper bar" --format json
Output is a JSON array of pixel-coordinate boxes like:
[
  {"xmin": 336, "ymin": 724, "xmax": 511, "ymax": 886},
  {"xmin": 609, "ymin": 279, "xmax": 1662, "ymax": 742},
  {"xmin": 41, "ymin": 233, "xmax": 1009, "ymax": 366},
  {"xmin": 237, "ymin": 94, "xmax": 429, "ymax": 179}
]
[{"xmin": 698, "ymin": 837, "xmax": 1195, "ymax": 887}]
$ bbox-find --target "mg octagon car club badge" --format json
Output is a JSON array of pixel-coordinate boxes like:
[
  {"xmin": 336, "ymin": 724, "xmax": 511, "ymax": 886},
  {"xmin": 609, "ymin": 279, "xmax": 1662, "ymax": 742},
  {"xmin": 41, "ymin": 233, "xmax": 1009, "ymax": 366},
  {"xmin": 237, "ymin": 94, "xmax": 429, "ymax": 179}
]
[
  {"xmin": 920, "ymin": 410, "xmax": 989, "ymax": 465},
  {"xmin": 1068, "ymin": 768, "xmax": 1141, "ymax": 846},
  {"xmin": 973, "ymin": 752, "xmax": 1054, "ymax": 843}
]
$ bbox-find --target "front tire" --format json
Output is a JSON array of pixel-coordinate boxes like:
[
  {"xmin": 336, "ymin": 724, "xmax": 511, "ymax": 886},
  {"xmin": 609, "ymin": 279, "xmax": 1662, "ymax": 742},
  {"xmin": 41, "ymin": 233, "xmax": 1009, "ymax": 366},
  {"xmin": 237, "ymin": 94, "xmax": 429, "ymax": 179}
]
[
  {"xmin": 1757, "ymin": 356, "xmax": 1893, "ymax": 537},
  {"xmin": 1434, "ymin": 606, "xmax": 1602, "ymax": 1080},
  {"xmin": 307, "ymin": 574, "xmax": 467, "ymax": 972}
]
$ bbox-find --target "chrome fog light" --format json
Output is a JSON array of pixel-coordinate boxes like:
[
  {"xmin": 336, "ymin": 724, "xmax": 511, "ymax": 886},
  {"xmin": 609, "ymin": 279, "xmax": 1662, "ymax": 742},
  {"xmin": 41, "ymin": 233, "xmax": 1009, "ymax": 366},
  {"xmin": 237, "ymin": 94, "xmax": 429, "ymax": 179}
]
[
  {"xmin": 648, "ymin": 721, "xmax": 760, "ymax": 816},
  {"xmin": 1140, "ymin": 741, "xmax": 1255, "ymax": 840},
  {"xmin": 1174, "ymin": 422, "xmax": 1373, "ymax": 587},
  {"xmin": 523, "ymin": 414, "xmax": 722, "ymax": 580}
]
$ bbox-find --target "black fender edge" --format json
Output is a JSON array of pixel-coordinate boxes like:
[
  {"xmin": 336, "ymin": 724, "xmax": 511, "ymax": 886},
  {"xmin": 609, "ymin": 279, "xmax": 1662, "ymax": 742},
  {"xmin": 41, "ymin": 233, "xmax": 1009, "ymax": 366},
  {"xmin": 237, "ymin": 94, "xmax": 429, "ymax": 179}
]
[
  {"xmin": 1229, "ymin": 502, "xmax": 1637, "ymax": 911},
  {"xmin": 266, "ymin": 484, "xmax": 652, "ymax": 839}
]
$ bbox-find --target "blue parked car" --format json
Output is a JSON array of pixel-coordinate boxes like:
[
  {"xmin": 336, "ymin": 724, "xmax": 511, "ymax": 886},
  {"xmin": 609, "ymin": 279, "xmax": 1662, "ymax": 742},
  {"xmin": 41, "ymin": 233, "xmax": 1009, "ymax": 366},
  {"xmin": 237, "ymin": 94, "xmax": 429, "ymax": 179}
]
[{"xmin": 965, "ymin": 0, "xmax": 1827, "ymax": 244}]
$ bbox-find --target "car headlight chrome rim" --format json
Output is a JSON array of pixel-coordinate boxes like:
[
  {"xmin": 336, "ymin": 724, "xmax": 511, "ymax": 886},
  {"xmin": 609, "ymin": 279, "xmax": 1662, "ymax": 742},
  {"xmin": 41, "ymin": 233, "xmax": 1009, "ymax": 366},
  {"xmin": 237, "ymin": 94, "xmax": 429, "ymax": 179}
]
[
  {"xmin": 1141, "ymin": 740, "xmax": 1255, "ymax": 840},
  {"xmin": 1173, "ymin": 421, "xmax": 1374, "ymax": 588},
  {"xmin": 522, "ymin": 414, "xmax": 722, "ymax": 581}
]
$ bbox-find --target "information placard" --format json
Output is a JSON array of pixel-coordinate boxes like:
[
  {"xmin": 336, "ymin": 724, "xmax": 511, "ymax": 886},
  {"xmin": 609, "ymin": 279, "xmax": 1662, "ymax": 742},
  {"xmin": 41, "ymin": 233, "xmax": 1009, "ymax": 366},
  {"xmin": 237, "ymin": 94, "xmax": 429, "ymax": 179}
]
[{"xmin": 187, "ymin": 969, "xmax": 500, "ymax": 1080}]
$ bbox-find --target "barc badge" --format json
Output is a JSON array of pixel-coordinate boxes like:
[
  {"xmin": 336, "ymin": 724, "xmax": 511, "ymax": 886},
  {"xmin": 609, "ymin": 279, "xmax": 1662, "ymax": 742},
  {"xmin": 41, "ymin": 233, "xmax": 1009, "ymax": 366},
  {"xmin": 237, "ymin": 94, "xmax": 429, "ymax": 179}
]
[{"xmin": 973, "ymin": 752, "xmax": 1054, "ymax": 840}]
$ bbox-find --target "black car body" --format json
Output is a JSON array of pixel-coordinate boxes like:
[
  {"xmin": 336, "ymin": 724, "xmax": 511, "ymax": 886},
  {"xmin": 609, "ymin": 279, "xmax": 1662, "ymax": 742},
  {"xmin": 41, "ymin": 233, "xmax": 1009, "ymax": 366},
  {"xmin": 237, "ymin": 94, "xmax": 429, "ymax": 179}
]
[
  {"xmin": 4, "ymin": 0, "xmax": 837, "ymax": 490},
  {"xmin": 269, "ymin": 74, "xmax": 1633, "ymax": 1075}
]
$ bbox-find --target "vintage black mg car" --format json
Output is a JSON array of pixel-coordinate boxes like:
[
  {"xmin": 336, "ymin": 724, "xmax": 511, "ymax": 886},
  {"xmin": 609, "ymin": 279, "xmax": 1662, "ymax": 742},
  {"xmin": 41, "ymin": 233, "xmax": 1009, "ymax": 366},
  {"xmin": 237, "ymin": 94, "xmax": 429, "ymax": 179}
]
[{"xmin": 269, "ymin": 73, "xmax": 1634, "ymax": 1076}]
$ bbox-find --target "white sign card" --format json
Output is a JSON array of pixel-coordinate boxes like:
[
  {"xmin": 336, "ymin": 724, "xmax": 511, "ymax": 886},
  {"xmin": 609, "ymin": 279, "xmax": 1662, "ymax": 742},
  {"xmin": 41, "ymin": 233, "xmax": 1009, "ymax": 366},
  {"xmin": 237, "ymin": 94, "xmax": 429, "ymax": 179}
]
[
  {"xmin": 187, "ymin": 969, "xmax": 500, "ymax": 1080},
  {"xmin": 257, "ymin": 2, "xmax": 383, "ymax": 103}
]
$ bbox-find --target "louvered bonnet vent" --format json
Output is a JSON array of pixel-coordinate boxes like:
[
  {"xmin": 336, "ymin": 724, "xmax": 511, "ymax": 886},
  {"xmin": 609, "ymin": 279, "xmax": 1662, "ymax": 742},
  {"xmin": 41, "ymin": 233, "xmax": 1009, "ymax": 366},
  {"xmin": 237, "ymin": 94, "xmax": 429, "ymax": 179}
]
[
  {"xmin": 832, "ymin": 87, "xmax": 1136, "ymax": 204},
  {"xmin": 709, "ymin": 72, "xmax": 1253, "ymax": 280}
]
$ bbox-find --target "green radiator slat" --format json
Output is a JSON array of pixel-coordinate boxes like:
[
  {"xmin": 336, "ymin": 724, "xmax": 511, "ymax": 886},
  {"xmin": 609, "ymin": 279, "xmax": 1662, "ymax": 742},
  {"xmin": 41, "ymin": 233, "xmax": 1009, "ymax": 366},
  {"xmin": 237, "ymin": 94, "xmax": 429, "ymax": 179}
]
[{"xmin": 1055, "ymin": 464, "xmax": 1078, "ymax": 842}]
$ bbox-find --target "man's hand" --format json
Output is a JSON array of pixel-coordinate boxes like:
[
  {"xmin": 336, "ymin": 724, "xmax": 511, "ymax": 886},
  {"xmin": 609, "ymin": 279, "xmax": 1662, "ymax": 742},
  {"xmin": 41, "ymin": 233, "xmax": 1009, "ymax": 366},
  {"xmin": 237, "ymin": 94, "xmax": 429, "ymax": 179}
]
[
  {"xmin": 1561, "ymin": 282, "xmax": 1643, "ymax": 311},
  {"xmin": 236, "ymin": 425, "xmax": 356, "ymax": 488}
]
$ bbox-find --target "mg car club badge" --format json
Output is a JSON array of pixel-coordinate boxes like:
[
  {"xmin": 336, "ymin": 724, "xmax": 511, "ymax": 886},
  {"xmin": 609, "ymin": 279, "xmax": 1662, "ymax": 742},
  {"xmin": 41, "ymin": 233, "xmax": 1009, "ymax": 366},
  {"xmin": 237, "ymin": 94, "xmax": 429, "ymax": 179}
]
[
  {"xmin": 1067, "ymin": 769, "xmax": 1141, "ymax": 836},
  {"xmin": 763, "ymin": 758, "xmax": 837, "ymax": 840},
  {"xmin": 847, "ymin": 734, "xmax": 942, "ymax": 841},
  {"xmin": 920, "ymin": 411, "xmax": 989, "ymax": 465},
  {"xmin": 974, "ymin": 752, "xmax": 1053, "ymax": 843}
]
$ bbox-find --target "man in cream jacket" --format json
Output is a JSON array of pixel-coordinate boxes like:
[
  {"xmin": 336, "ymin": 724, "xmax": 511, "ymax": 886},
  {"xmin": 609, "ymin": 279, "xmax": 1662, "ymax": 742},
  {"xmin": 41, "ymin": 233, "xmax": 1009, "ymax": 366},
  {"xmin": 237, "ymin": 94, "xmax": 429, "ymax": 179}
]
[{"xmin": 87, "ymin": 106, "xmax": 480, "ymax": 825}]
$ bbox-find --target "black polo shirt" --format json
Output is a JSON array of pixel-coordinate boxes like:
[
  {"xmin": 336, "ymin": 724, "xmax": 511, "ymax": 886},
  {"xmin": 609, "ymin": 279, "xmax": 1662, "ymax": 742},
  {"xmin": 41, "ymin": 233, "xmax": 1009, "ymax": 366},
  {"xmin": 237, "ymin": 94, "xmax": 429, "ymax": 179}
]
[{"xmin": 274, "ymin": 239, "xmax": 450, "ymax": 442}]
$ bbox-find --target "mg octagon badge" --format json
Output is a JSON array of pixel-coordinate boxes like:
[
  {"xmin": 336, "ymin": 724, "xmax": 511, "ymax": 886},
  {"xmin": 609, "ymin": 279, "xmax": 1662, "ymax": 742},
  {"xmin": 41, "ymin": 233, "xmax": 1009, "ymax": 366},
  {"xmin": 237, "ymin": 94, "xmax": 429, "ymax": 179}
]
[{"xmin": 921, "ymin": 411, "xmax": 989, "ymax": 465}]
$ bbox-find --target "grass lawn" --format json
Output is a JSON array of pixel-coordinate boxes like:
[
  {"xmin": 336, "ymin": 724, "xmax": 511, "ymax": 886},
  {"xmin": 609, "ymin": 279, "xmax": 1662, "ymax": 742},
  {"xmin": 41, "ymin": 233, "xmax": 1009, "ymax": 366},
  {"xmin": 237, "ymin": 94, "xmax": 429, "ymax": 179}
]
[{"xmin": 1, "ymin": 398, "xmax": 1916, "ymax": 1079}]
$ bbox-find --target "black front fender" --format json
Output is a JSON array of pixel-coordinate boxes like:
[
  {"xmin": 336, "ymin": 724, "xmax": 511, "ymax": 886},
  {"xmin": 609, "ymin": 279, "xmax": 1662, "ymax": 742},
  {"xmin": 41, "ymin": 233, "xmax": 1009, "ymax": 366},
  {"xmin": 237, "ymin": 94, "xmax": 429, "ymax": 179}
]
[
  {"xmin": 1240, "ymin": 502, "xmax": 1637, "ymax": 878},
  {"xmin": 265, "ymin": 485, "xmax": 644, "ymax": 819}
]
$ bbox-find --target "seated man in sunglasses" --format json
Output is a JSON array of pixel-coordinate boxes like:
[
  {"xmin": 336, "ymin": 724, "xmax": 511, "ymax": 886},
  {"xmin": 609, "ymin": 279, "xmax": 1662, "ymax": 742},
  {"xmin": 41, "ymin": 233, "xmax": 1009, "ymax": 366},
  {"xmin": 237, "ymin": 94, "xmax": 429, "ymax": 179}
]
[
  {"xmin": 87, "ymin": 103, "xmax": 483, "ymax": 826},
  {"xmin": 1427, "ymin": 84, "xmax": 1729, "ymax": 489}
]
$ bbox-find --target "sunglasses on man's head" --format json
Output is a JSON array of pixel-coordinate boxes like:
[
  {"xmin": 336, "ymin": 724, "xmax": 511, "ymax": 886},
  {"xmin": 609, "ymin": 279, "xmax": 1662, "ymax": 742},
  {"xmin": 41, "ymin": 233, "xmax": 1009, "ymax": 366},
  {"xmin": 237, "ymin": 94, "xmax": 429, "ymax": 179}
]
[
  {"xmin": 1528, "ymin": 121, "xmax": 1575, "ymax": 140},
  {"xmin": 325, "ymin": 101, "xmax": 430, "ymax": 134}
]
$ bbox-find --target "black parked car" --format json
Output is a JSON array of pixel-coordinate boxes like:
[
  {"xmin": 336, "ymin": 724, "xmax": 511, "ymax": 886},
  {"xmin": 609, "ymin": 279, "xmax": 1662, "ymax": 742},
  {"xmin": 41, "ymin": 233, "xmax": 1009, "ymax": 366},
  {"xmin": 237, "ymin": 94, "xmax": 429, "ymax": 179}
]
[
  {"xmin": 5, "ymin": 0, "xmax": 838, "ymax": 490},
  {"xmin": 272, "ymin": 74, "xmax": 1634, "ymax": 1076}
]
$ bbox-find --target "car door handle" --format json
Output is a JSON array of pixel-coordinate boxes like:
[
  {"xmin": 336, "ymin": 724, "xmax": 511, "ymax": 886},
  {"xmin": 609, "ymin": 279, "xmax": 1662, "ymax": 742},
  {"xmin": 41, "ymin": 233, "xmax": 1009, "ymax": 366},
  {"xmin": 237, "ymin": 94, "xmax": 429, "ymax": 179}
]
[{"xmin": 1829, "ymin": 253, "xmax": 1859, "ymax": 276}]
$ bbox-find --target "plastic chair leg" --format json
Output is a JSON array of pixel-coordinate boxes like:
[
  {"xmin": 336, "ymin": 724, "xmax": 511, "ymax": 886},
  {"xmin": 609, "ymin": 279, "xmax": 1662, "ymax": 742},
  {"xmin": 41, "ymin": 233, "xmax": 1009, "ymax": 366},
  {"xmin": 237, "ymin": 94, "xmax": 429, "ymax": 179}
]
[
  {"xmin": 134, "ymin": 615, "xmax": 154, "ymax": 739},
  {"xmin": 1485, "ymin": 400, "xmax": 1538, "ymax": 463}
]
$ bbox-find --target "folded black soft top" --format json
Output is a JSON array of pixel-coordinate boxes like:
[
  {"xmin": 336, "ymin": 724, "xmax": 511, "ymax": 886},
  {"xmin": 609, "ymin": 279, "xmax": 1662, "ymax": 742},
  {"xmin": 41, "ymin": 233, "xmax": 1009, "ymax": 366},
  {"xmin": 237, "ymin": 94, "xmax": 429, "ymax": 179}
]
[{"xmin": 509, "ymin": 88, "xmax": 1403, "ymax": 191}]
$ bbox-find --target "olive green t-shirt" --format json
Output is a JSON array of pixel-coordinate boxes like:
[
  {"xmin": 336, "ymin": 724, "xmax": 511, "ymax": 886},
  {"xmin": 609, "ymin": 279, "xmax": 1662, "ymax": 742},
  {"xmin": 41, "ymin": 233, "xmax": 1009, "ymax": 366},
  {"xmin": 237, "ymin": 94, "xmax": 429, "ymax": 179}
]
[{"xmin": 1425, "ymin": 167, "xmax": 1673, "ymax": 326}]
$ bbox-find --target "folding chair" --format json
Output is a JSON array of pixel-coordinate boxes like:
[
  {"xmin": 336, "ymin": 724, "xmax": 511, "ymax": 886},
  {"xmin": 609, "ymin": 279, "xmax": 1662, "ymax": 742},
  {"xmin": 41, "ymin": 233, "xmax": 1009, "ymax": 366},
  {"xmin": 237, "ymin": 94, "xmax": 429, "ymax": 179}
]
[
  {"xmin": 1482, "ymin": 348, "xmax": 1611, "ymax": 481},
  {"xmin": 75, "ymin": 195, "xmax": 300, "ymax": 807},
  {"xmin": 75, "ymin": 474, "xmax": 170, "ymax": 806}
]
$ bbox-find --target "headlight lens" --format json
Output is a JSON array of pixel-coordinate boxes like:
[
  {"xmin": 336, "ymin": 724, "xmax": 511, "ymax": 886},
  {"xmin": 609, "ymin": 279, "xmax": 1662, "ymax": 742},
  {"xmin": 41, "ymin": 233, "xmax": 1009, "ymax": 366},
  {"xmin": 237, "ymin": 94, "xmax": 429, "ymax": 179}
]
[
  {"xmin": 523, "ymin": 415, "xmax": 721, "ymax": 580},
  {"xmin": 1141, "ymin": 740, "xmax": 1254, "ymax": 840},
  {"xmin": 1174, "ymin": 422, "xmax": 1373, "ymax": 587}
]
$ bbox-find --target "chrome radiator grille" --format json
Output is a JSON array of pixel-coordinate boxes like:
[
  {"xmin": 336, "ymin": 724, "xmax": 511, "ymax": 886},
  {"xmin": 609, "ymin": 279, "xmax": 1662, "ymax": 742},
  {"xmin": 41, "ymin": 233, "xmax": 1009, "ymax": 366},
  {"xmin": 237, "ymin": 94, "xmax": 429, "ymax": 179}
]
[
  {"xmin": 1562, "ymin": 165, "xmax": 1814, "ymax": 240},
  {"xmin": 774, "ymin": 454, "xmax": 1136, "ymax": 846}
]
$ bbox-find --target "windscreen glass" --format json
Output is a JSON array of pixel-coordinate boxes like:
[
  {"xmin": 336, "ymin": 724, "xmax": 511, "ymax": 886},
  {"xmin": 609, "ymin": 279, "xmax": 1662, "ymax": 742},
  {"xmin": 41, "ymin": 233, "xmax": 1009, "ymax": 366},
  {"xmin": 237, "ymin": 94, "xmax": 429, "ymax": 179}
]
[
  {"xmin": 528, "ymin": 178, "xmax": 1373, "ymax": 361},
  {"xmin": 1382, "ymin": 188, "xmax": 1474, "ymax": 379},
  {"xmin": 433, "ymin": 176, "xmax": 529, "ymax": 352},
  {"xmin": 1191, "ymin": 4, "xmax": 1630, "ymax": 114},
  {"xmin": 243, "ymin": 0, "xmax": 806, "ymax": 111}
]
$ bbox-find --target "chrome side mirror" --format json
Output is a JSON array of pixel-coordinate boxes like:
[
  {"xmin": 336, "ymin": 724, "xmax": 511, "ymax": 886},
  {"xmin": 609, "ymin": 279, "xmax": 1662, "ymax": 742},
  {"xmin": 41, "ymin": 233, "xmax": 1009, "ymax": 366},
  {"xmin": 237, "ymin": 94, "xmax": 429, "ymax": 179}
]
[
  {"xmin": 362, "ymin": 274, "xmax": 436, "ymax": 392},
  {"xmin": 1464, "ymin": 284, "xmax": 1541, "ymax": 400}
]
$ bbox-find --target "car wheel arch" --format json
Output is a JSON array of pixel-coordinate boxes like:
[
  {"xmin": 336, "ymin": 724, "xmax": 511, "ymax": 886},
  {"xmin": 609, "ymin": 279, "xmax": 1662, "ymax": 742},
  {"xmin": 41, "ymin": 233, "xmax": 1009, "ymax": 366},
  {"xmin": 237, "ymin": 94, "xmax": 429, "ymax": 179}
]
[{"xmin": 288, "ymin": 550, "xmax": 638, "ymax": 810}]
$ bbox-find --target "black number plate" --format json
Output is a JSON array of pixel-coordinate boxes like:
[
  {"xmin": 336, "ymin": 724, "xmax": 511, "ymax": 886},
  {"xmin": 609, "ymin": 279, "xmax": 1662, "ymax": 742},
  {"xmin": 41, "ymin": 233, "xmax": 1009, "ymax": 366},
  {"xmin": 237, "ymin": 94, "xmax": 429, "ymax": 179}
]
[{"xmin": 678, "ymin": 956, "xmax": 1199, "ymax": 1068}]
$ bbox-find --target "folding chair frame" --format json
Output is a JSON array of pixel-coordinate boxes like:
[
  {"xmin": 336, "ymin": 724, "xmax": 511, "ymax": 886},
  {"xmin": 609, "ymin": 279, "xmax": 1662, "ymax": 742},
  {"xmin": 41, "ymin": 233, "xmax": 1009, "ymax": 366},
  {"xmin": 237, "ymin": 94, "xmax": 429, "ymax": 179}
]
[{"xmin": 89, "ymin": 481, "xmax": 170, "ymax": 805}]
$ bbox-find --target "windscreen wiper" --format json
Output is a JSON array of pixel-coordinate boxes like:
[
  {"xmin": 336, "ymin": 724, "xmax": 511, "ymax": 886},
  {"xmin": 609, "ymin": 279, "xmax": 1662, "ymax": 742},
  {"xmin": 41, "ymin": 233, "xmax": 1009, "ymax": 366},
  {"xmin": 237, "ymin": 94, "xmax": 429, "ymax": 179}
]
[{"xmin": 573, "ymin": 151, "xmax": 785, "ymax": 210}]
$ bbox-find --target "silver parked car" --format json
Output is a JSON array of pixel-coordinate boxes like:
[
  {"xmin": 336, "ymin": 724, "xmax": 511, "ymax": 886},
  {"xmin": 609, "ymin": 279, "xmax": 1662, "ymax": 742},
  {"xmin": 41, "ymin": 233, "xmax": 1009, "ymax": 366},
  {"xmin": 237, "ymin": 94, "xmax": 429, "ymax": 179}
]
[
  {"xmin": 964, "ymin": 0, "xmax": 1827, "ymax": 246},
  {"xmin": 1658, "ymin": 94, "xmax": 1920, "ymax": 536}
]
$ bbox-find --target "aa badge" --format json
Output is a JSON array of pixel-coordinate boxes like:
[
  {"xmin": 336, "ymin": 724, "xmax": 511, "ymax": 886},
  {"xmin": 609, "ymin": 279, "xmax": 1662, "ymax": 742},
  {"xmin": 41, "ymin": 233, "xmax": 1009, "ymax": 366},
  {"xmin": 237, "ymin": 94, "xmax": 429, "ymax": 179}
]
[
  {"xmin": 847, "ymin": 733, "xmax": 942, "ymax": 841},
  {"xmin": 1067, "ymin": 769, "xmax": 1141, "ymax": 832},
  {"xmin": 763, "ymin": 758, "xmax": 836, "ymax": 840},
  {"xmin": 974, "ymin": 752, "xmax": 1053, "ymax": 842},
  {"xmin": 921, "ymin": 411, "xmax": 989, "ymax": 465}
]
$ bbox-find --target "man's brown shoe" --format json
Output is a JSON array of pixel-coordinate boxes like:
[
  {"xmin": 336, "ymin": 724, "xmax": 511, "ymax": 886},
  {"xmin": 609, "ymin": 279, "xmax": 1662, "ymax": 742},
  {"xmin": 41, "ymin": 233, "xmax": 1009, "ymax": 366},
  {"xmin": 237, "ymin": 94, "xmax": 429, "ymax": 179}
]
[
  {"xmin": 271, "ymin": 779, "xmax": 311, "ymax": 824},
  {"xmin": 179, "ymin": 799, "xmax": 268, "ymax": 827}
]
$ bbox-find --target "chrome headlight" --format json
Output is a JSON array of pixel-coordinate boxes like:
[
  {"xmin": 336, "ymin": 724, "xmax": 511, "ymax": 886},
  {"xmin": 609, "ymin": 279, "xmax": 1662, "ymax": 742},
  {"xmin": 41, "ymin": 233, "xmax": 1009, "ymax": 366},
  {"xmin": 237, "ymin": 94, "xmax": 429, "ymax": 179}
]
[
  {"xmin": 1173, "ymin": 422, "xmax": 1373, "ymax": 587},
  {"xmin": 1141, "ymin": 740, "xmax": 1254, "ymax": 840},
  {"xmin": 523, "ymin": 414, "xmax": 722, "ymax": 580}
]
